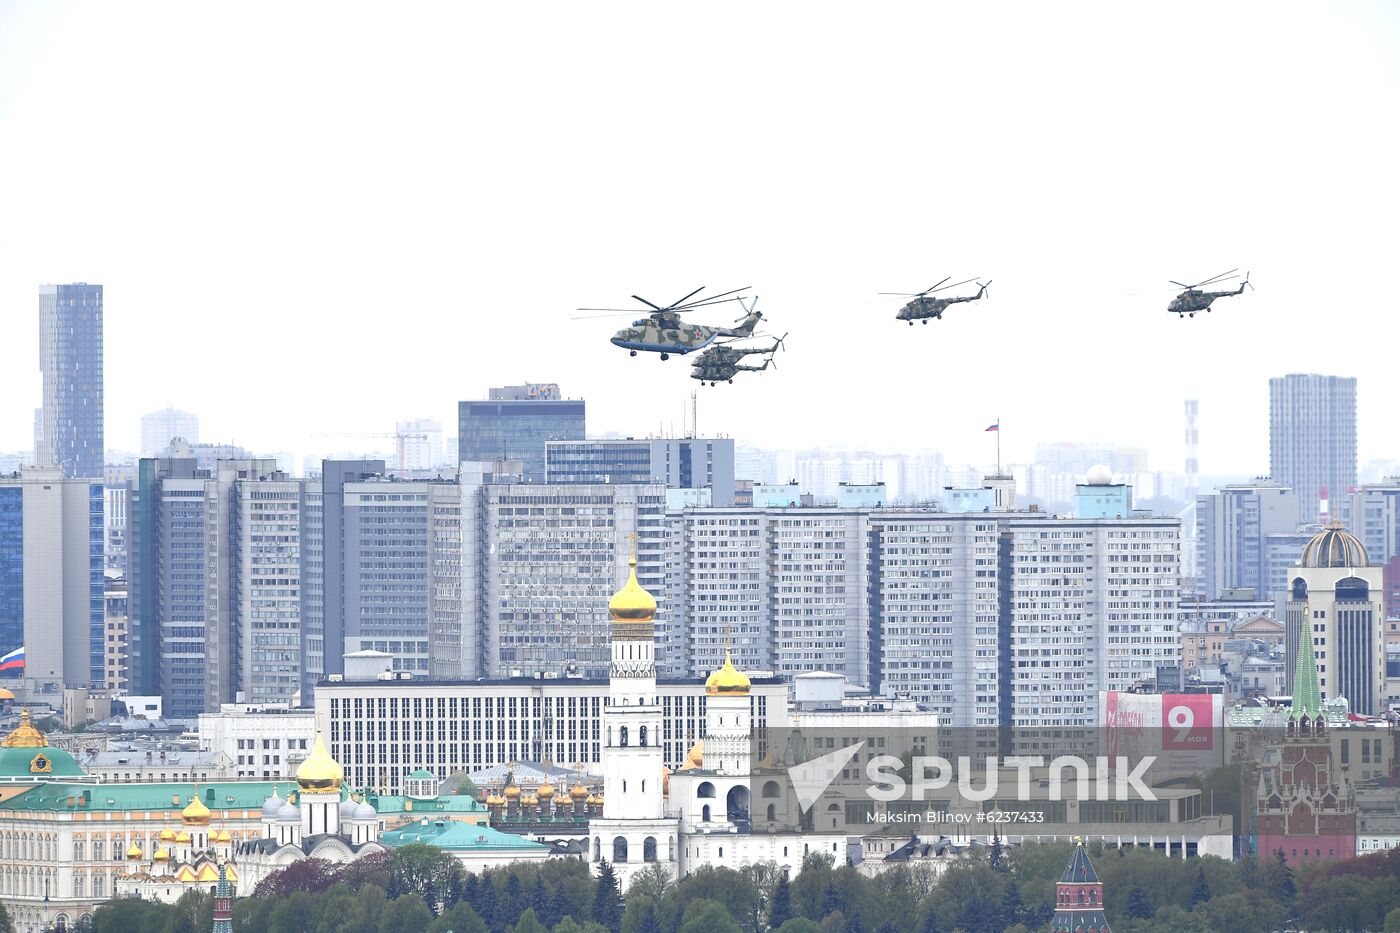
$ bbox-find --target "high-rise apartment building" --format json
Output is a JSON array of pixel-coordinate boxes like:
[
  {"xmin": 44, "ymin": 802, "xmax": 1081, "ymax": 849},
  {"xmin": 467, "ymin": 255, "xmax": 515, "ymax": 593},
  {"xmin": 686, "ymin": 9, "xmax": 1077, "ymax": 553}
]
[
  {"xmin": 546, "ymin": 438, "xmax": 736, "ymax": 505},
  {"xmin": 39, "ymin": 283, "xmax": 104, "ymax": 479},
  {"xmin": 340, "ymin": 476, "xmax": 463, "ymax": 677},
  {"xmin": 0, "ymin": 468, "xmax": 104, "ymax": 696},
  {"xmin": 458, "ymin": 384, "xmax": 584, "ymax": 482},
  {"xmin": 141, "ymin": 408, "xmax": 200, "ymax": 456},
  {"xmin": 1195, "ymin": 482, "xmax": 1298, "ymax": 599},
  {"xmin": 466, "ymin": 479, "xmax": 666, "ymax": 679},
  {"xmin": 129, "ymin": 457, "xmax": 302, "ymax": 715},
  {"xmin": 663, "ymin": 507, "xmax": 870, "ymax": 685},
  {"xmin": 1341, "ymin": 478, "xmax": 1400, "ymax": 567},
  {"xmin": 1270, "ymin": 374, "xmax": 1357, "ymax": 524}
]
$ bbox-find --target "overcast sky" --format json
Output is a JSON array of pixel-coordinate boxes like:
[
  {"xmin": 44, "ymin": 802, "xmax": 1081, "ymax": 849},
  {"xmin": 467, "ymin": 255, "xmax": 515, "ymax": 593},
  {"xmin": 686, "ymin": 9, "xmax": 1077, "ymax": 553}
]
[{"xmin": 2, "ymin": 1, "xmax": 1396, "ymax": 474}]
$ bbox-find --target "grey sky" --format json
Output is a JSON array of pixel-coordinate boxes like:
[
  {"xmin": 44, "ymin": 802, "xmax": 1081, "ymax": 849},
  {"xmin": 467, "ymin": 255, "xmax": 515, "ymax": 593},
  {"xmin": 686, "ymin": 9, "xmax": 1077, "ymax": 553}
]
[{"xmin": 2, "ymin": 1, "xmax": 1396, "ymax": 474}]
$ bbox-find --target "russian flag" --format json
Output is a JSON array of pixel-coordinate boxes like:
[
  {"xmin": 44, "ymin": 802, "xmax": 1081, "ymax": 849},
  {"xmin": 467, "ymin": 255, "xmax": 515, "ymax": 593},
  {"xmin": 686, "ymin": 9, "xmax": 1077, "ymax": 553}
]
[
  {"xmin": 985, "ymin": 422, "xmax": 1000, "ymax": 432},
  {"xmin": 0, "ymin": 647, "xmax": 23, "ymax": 672}
]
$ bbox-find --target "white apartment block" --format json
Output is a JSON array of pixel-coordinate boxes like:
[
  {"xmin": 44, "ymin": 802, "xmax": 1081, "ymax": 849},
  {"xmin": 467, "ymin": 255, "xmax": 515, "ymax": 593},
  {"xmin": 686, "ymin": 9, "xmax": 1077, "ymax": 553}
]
[
  {"xmin": 197, "ymin": 703, "xmax": 317, "ymax": 780},
  {"xmin": 1005, "ymin": 518, "xmax": 1180, "ymax": 731},
  {"xmin": 314, "ymin": 676, "xmax": 786, "ymax": 795}
]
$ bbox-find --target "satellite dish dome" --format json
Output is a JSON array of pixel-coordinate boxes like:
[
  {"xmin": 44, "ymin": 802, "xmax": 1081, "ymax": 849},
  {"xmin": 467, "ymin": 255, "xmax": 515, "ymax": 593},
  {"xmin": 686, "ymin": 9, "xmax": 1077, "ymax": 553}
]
[{"xmin": 1085, "ymin": 464, "xmax": 1113, "ymax": 486}]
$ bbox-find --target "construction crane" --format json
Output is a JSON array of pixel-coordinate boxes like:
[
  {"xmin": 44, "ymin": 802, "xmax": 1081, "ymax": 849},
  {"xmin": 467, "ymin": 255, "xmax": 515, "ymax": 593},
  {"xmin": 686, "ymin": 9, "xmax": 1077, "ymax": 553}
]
[{"xmin": 312, "ymin": 432, "xmax": 430, "ymax": 473}]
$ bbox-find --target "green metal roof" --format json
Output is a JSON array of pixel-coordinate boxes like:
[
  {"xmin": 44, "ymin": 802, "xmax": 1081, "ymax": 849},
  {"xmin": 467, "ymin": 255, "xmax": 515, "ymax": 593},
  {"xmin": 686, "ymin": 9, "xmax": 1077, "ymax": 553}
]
[
  {"xmin": 408, "ymin": 769, "xmax": 436, "ymax": 779},
  {"xmin": 1291, "ymin": 624, "xmax": 1323, "ymax": 721},
  {"xmin": 2, "ymin": 781, "xmax": 280, "ymax": 814},
  {"xmin": 380, "ymin": 819, "xmax": 547, "ymax": 852},
  {"xmin": 370, "ymin": 793, "xmax": 486, "ymax": 815},
  {"xmin": 0, "ymin": 746, "xmax": 85, "ymax": 781}
]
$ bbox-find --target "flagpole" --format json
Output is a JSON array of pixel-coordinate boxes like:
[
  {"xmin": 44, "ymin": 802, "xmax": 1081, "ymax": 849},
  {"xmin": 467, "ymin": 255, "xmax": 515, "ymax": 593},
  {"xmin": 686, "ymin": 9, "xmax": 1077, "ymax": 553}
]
[{"xmin": 996, "ymin": 418, "xmax": 1001, "ymax": 475}]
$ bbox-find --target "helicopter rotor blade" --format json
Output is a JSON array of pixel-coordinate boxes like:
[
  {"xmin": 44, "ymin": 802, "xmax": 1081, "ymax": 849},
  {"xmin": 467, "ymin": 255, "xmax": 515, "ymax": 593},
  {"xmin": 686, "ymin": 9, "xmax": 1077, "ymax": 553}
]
[
  {"xmin": 879, "ymin": 292, "xmax": 923, "ymax": 297},
  {"xmin": 573, "ymin": 310, "xmax": 648, "ymax": 319},
  {"xmin": 630, "ymin": 295, "xmax": 665, "ymax": 312},
  {"xmin": 919, "ymin": 277, "xmax": 952, "ymax": 296},
  {"xmin": 1190, "ymin": 269, "xmax": 1239, "ymax": 289},
  {"xmin": 932, "ymin": 277, "xmax": 979, "ymax": 293},
  {"xmin": 1168, "ymin": 281, "xmax": 1190, "ymax": 289},
  {"xmin": 675, "ymin": 285, "xmax": 750, "ymax": 310},
  {"xmin": 667, "ymin": 287, "xmax": 706, "ymax": 310}
]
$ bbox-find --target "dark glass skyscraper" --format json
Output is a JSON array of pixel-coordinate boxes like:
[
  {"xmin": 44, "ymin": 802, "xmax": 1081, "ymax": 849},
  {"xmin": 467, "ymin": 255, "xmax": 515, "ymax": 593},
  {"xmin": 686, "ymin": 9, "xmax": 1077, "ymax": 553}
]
[
  {"xmin": 39, "ymin": 283, "xmax": 104, "ymax": 479},
  {"xmin": 458, "ymin": 386, "xmax": 584, "ymax": 482}
]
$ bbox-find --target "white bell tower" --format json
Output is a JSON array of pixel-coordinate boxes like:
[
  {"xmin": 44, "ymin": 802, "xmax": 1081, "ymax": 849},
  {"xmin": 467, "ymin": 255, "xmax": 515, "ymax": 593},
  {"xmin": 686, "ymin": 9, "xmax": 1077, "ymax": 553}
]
[{"xmin": 589, "ymin": 553, "xmax": 679, "ymax": 891}]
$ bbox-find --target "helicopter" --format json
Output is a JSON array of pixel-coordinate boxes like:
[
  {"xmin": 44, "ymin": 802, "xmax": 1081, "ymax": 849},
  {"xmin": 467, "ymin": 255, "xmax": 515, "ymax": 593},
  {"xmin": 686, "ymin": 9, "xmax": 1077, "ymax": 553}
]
[
  {"xmin": 1168, "ymin": 270, "xmax": 1252, "ymax": 317},
  {"xmin": 882, "ymin": 277, "xmax": 990, "ymax": 325},
  {"xmin": 576, "ymin": 286, "xmax": 762, "ymax": 360},
  {"xmin": 690, "ymin": 323, "xmax": 785, "ymax": 386}
]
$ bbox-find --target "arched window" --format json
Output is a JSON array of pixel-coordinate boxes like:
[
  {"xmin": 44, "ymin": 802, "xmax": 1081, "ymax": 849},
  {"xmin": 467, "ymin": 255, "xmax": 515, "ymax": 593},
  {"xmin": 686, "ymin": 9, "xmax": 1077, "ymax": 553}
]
[
  {"xmin": 592, "ymin": 837, "xmax": 601, "ymax": 862},
  {"xmin": 640, "ymin": 726, "xmax": 648, "ymax": 747},
  {"xmin": 762, "ymin": 780, "xmax": 781, "ymax": 798},
  {"xmin": 643, "ymin": 837, "xmax": 657, "ymax": 862},
  {"xmin": 697, "ymin": 782, "xmax": 716, "ymax": 798},
  {"xmin": 702, "ymin": 804, "xmax": 712, "ymax": 823},
  {"xmin": 613, "ymin": 836, "xmax": 629, "ymax": 863},
  {"xmin": 1292, "ymin": 577, "xmax": 1308, "ymax": 600},
  {"xmin": 620, "ymin": 726, "xmax": 629, "ymax": 747},
  {"xmin": 767, "ymin": 804, "xmax": 776, "ymax": 821}
]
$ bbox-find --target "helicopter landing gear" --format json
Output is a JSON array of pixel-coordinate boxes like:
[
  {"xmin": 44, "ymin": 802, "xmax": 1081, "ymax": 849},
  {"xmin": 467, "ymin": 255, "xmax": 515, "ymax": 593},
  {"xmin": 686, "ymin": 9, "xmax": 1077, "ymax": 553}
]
[
  {"xmin": 660, "ymin": 353, "xmax": 669, "ymax": 361},
  {"xmin": 908, "ymin": 321, "xmax": 914, "ymax": 326},
  {"xmin": 921, "ymin": 319, "xmax": 928, "ymax": 325},
  {"xmin": 728, "ymin": 379, "xmax": 734, "ymax": 384},
  {"xmin": 629, "ymin": 350, "xmax": 637, "ymax": 356}
]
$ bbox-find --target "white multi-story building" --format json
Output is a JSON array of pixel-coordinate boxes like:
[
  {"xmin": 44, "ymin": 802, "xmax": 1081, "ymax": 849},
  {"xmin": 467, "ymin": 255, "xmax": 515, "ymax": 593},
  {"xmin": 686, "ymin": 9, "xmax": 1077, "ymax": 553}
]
[
  {"xmin": 1195, "ymin": 482, "xmax": 1298, "ymax": 600},
  {"xmin": 196, "ymin": 704, "xmax": 316, "ymax": 780},
  {"xmin": 395, "ymin": 418, "xmax": 444, "ymax": 472},
  {"xmin": 1004, "ymin": 516, "xmax": 1180, "ymax": 731},
  {"xmin": 314, "ymin": 673, "xmax": 786, "ymax": 795}
]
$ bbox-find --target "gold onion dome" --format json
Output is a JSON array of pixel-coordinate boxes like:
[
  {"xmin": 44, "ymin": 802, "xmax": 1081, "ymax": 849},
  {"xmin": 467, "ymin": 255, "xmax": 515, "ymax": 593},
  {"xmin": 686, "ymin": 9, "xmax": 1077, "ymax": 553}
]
[
  {"xmin": 1, "ymin": 709, "xmax": 48, "ymax": 748},
  {"xmin": 126, "ymin": 843, "xmax": 143, "ymax": 860},
  {"xmin": 686, "ymin": 740, "xmax": 704, "ymax": 769},
  {"xmin": 504, "ymin": 783, "xmax": 521, "ymax": 800},
  {"xmin": 158, "ymin": 828, "xmax": 177, "ymax": 842},
  {"xmin": 153, "ymin": 847, "xmax": 170, "ymax": 862},
  {"xmin": 486, "ymin": 792, "xmax": 505, "ymax": 807},
  {"xmin": 182, "ymin": 794, "xmax": 211, "ymax": 826},
  {"xmin": 523, "ymin": 793, "xmax": 538, "ymax": 806},
  {"xmin": 570, "ymin": 781, "xmax": 589, "ymax": 801},
  {"xmin": 295, "ymin": 733, "xmax": 344, "ymax": 792},
  {"xmin": 706, "ymin": 649, "xmax": 751, "ymax": 696},
  {"xmin": 215, "ymin": 829, "xmax": 232, "ymax": 843},
  {"xmin": 608, "ymin": 557, "xmax": 656, "ymax": 621},
  {"xmin": 537, "ymin": 777, "xmax": 555, "ymax": 800},
  {"xmin": 175, "ymin": 831, "xmax": 191, "ymax": 844}
]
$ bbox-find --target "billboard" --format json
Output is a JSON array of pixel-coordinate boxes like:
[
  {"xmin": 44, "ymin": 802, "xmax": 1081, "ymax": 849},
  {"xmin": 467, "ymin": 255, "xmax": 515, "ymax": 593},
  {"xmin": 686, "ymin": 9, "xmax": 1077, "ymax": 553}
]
[{"xmin": 1100, "ymin": 691, "xmax": 1225, "ymax": 774}]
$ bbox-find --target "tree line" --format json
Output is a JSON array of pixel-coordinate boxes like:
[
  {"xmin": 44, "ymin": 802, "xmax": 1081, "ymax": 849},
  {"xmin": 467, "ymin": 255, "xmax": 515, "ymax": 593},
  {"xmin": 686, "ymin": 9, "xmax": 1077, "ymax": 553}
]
[{"xmin": 68, "ymin": 839, "xmax": 1400, "ymax": 932}]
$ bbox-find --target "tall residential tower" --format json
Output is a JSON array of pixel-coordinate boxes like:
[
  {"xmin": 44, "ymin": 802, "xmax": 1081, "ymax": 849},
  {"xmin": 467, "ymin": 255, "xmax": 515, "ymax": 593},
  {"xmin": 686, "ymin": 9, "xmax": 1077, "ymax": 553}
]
[
  {"xmin": 39, "ymin": 283, "xmax": 104, "ymax": 479},
  {"xmin": 1270, "ymin": 374, "xmax": 1357, "ymax": 525}
]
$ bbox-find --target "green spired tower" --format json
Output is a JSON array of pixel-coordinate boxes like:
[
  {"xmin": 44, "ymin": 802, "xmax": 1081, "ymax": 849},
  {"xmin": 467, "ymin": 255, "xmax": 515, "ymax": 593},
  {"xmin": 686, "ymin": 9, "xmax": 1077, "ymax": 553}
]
[{"xmin": 212, "ymin": 861, "xmax": 233, "ymax": 933}]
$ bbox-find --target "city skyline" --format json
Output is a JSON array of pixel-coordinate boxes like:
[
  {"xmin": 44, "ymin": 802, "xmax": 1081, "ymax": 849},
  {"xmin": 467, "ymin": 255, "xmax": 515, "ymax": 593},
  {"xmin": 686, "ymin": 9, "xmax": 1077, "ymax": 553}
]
[{"xmin": 2, "ymin": 3, "xmax": 1399, "ymax": 472}]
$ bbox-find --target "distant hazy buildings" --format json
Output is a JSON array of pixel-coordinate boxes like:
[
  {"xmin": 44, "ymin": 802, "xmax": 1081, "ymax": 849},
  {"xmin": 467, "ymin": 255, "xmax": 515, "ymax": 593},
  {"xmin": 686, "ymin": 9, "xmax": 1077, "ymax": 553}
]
[
  {"xmin": 1342, "ymin": 478, "xmax": 1400, "ymax": 567},
  {"xmin": 0, "ymin": 468, "xmax": 104, "ymax": 696},
  {"xmin": 1270, "ymin": 374, "xmax": 1357, "ymax": 524},
  {"xmin": 547, "ymin": 438, "xmax": 736, "ymax": 505},
  {"xmin": 1195, "ymin": 482, "xmax": 1299, "ymax": 599},
  {"xmin": 395, "ymin": 418, "xmax": 444, "ymax": 471},
  {"xmin": 38, "ymin": 283, "xmax": 104, "ymax": 479},
  {"xmin": 458, "ymin": 384, "xmax": 584, "ymax": 482},
  {"xmin": 140, "ymin": 408, "xmax": 199, "ymax": 456}
]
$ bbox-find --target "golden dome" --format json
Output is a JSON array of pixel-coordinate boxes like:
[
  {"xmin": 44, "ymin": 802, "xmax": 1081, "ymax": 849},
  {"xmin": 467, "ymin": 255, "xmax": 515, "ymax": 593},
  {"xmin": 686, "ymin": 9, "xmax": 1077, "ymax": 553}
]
[
  {"xmin": 153, "ymin": 847, "xmax": 170, "ymax": 862},
  {"xmin": 215, "ymin": 829, "xmax": 232, "ymax": 843},
  {"xmin": 0, "ymin": 687, "xmax": 14, "ymax": 700},
  {"xmin": 486, "ymin": 792, "xmax": 505, "ymax": 807},
  {"xmin": 586, "ymin": 794, "xmax": 600, "ymax": 806},
  {"xmin": 295, "ymin": 733, "xmax": 344, "ymax": 792},
  {"xmin": 662, "ymin": 765, "xmax": 671, "ymax": 798},
  {"xmin": 537, "ymin": 778, "xmax": 555, "ymax": 800},
  {"xmin": 706, "ymin": 649, "xmax": 751, "ymax": 696},
  {"xmin": 681, "ymin": 740, "xmax": 704, "ymax": 770},
  {"xmin": 503, "ymin": 783, "xmax": 521, "ymax": 800},
  {"xmin": 175, "ymin": 831, "xmax": 191, "ymax": 844},
  {"xmin": 1, "ymin": 709, "xmax": 48, "ymax": 748},
  {"xmin": 126, "ymin": 843, "xmax": 143, "ymax": 860},
  {"xmin": 158, "ymin": 828, "xmax": 177, "ymax": 842},
  {"xmin": 182, "ymin": 794, "xmax": 212, "ymax": 826},
  {"xmin": 570, "ymin": 781, "xmax": 589, "ymax": 801},
  {"xmin": 609, "ymin": 557, "xmax": 656, "ymax": 622},
  {"xmin": 523, "ymin": 793, "xmax": 538, "ymax": 807},
  {"xmin": 1300, "ymin": 521, "xmax": 1369, "ymax": 568}
]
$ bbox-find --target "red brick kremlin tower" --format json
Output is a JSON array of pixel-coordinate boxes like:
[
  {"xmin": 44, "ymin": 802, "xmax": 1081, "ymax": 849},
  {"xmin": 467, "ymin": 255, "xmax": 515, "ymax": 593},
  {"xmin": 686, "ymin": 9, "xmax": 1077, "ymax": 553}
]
[{"xmin": 1050, "ymin": 837, "xmax": 1111, "ymax": 933}]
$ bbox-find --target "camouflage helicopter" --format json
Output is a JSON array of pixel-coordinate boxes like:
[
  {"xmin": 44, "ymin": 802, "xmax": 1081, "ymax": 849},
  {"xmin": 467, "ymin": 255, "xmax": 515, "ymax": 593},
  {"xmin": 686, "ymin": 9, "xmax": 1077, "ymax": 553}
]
[
  {"xmin": 576, "ymin": 286, "xmax": 761, "ymax": 360},
  {"xmin": 1168, "ymin": 270, "xmax": 1252, "ymax": 318},
  {"xmin": 882, "ymin": 277, "xmax": 990, "ymax": 325},
  {"xmin": 691, "ymin": 319, "xmax": 785, "ymax": 386}
]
